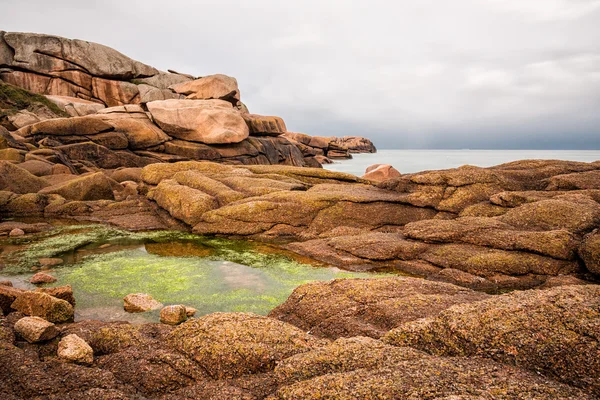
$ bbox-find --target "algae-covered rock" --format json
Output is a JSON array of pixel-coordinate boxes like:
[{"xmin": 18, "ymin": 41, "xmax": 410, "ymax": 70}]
[
  {"xmin": 580, "ymin": 230, "xmax": 600, "ymax": 275},
  {"xmin": 384, "ymin": 285, "xmax": 600, "ymax": 395},
  {"xmin": 168, "ymin": 312, "xmax": 326, "ymax": 379},
  {"xmin": 29, "ymin": 272, "xmax": 57, "ymax": 284},
  {"xmin": 269, "ymin": 277, "xmax": 489, "ymax": 339},
  {"xmin": 148, "ymin": 179, "xmax": 218, "ymax": 226},
  {"xmin": 159, "ymin": 305, "xmax": 187, "ymax": 325},
  {"xmin": 0, "ymin": 161, "xmax": 50, "ymax": 194},
  {"xmin": 38, "ymin": 172, "xmax": 117, "ymax": 201},
  {"xmin": 11, "ymin": 291, "xmax": 74, "ymax": 323}
]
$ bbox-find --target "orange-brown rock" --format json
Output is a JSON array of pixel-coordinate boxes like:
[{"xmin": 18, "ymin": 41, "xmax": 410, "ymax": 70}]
[
  {"xmin": 169, "ymin": 74, "xmax": 240, "ymax": 103},
  {"xmin": 362, "ymin": 164, "xmax": 401, "ymax": 182},
  {"xmin": 243, "ymin": 114, "xmax": 287, "ymax": 136}
]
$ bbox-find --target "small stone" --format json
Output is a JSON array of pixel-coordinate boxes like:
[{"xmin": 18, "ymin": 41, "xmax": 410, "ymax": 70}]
[
  {"xmin": 160, "ymin": 305, "xmax": 188, "ymax": 325},
  {"xmin": 185, "ymin": 306, "xmax": 197, "ymax": 317},
  {"xmin": 0, "ymin": 280, "xmax": 13, "ymax": 287},
  {"xmin": 57, "ymin": 334, "xmax": 94, "ymax": 364},
  {"xmin": 14, "ymin": 316, "xmax": 59, "ymax": 343},
  {"xmin": 123, "ymin": 293, "xmax": 163, "ymax": 313},
  {"xmin": 30, "ymin": 272, "xmax": 57, "ymax": 285},
  {"xmin": 9, "ymin": 228, "xmax": 25, "ymax": 237},
  {"xmin": 38, "ymin": 258, "xmax": 63, "ymax": 268}
]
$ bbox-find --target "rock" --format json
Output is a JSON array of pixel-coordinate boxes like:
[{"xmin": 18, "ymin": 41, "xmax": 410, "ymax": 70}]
[
  {"xmin": 136, "ymin": 71, "xmax": 191, "ymax": 89},
  {"xmin": 11, "ymin": 291, "xmax": 74, "ymax": 323},
  {"xmin": 0, "ymin": 280, "xmax": 13, "ymax": 286},
  {"xmin": 46, "ymin": 95, "xmax": 105, "ymax": 116},
  {"xmin": 123, "ymin": 293, "xmax": 163, "ymax": 313},
  {"xmin": 110, "ymin": 167, "xmax": 143, "ymax": 183},
  {"xmin": 9, "ymin": 228, "xmax": 24, "ymax": 237},
  {"xmin": 0, "ymin": 148, "xmax": 24, "ymax": 162},
  {"xmin": 147, "ymin": 99, "xmax": 249, "ymax": 144},
  {"xmin": 168, "ymin": 312, "xmax": 326, "ymax": 379},
  {"xmin": 164, "ymin": 139, "xmax": 222, "ymax": 160},
  {"xmin": 36, "ymin": 285, "xmax": 76, "ymax": 306},
  {"xmin": 243, "ymin": 114, "xmax": 287, "ymax": 136},
  {"xmin": 39, "ymin": 172, "xmax": 117, "ymax": 201},
  {"xmin": 159, "ymin": 305, "xmax": 188, "ymax": 325},
  {"xmin": 2, "ymin": 31, "xmax": 158, "ymax": 79},
  {"xmin": 499, "ymin": 195, "xmax": 600, "ymax": 233},
  {"xmin": 362, "ymin": 164, "xmax": 401, "ymax": 182},
  {"xmin": 403, "ymin": 217, "xmax": 579, "ymax": 260},
  {"xmin": 16, "ymin": 160, "xmax": 54, "ymax": 176},
  {"xmin": 383, "ymin": 285, "xmax": 600, "ymax": 395},
  {"xmin": 38, "ymin": 257, "xmax": 64, "ymax": 268},
  {"xmin": 29, "ymin": 272, "xmax": 57, "ymax": 284},
  {"xmin": 331, "ymin": 136, "xmax": 377, "ymax": 153},
  {"xmin": 22, "ymin": 115, "xmax": 114, "ymax": 137},
  {"xmin": 580, "ymin": 230, "xmax": 600, "ymax": 275},
  {"xmin": 56, "ymin": 142, "xmax": 154, "ymax": 169},
  {"xmin": 147, "ymin": 179, "xmax": 218, "ymax": 226},
  {"xmin": 269, "ymin": 277, "xmax": 489, "ymax": 339},
  {"xmin": 170, "ymin": 74, "xmax": 240, "ymax": 103},
  {"xmin": 0, "ymin": 161, "xmax": 50, "ymax": 193},
  {"xmin": 271, "ymin": 341, "xmax": 588, "ymax": 399},
  {"xmin": 0, "ymin": 284, "xmax": 23, "ymax": 314},
  {"xmin": 107, "ymin": 117, "xmax": 171, "ymax": 150},
  {"xmin": 57, "ymin": 334, "xmax": 94, "ymax": 364},
  {"xmin": 185, "ymin": 306, "xmax": 197, "ymax": 317},
  {"xmin": 14, "ymin": 316, "xmax": 59, "ymax": 343}
]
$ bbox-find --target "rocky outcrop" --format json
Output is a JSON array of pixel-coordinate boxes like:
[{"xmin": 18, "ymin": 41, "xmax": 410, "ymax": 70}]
[
  {"xmin": 269, "ymin": 277, "xmax": 489, "ymax": 339},
  {"xmin": 169, "ymin": 74, "xmax": 240, "ymax": 104},
  {"xmin": 283, "ymin": 132, "xmax": 376, "ymax": 161},
  {"xmin": 384, "ymin": 285, "xmax": 600, "ymax": 395}
]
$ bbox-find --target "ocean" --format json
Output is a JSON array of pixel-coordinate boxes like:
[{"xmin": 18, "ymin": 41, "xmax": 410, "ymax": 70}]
[{"xmin": 323, "ymin": 149, "xmax": 600, "ymax": 177}]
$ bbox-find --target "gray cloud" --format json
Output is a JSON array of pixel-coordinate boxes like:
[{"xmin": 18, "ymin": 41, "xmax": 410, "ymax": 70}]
[{"xmin": 1, "ymin": 0, "xmax": 599, "ymax": 148}]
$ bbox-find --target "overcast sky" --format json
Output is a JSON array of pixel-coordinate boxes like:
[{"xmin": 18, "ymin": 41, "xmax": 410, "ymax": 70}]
[{"xmin": 1, "ymin": 0, "xmax": 599, "ymax": 149}]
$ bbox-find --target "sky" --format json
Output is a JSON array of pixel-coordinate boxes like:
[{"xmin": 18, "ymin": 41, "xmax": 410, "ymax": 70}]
[{"xmin": 1, "ymin": 0, "xmax": 599, "ymax": 149}]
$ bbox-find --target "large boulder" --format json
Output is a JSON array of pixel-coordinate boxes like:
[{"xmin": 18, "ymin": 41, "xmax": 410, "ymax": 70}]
[
  {"xmin": 269, "ymin": 277, "xmax": 489, "ymax": 339},
  {"xmin": 2, "ymin": 31, "xmax": 158, "ymax": 79},
  {"xmin": 167, "ymin": 312, "xmax": 326, "ymax": 379},
  {"xmin": 106, "ymin": 118, "xmax": 171, "ymax": 150},
  {"xmin": 243, "ymin": 114, "xmax": 287, "ymax": 136},
  {"xmin": 169, "ymin": 74, "xmax": 240, "ymax": 103},
  {"xmin": 46, "ymin": 95, "xmax": 105, "ymax": 116},
  {"xmin": 11, "ymin": 291, "xmax": 74, "ymax": 323},
  {"xmin": 147, "ymin": 99, "xmax": 249, "ymax": 144},
  {"xmin": 384, "ymin": 285, "xmax": 600, "ymax": 395},
  {"xmin": 0, "ymin": 161, "xmax": 50, "ymax": 193},
  {"xmin": 148, "ymin": 179, "xmax": 218, "ymax": 226},
  {"xmin": 39, "ymin": 172, "xmax": 117, "ymax": 201}
]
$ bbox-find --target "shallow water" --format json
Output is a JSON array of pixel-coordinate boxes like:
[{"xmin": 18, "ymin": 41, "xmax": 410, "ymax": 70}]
[
  {"xmin": 324, "ymin": 149, "xmax": 600, "ymax": 176},
  {"xmin": 0, "ymin": 225, "xmax": 385, "ymax": 323}
]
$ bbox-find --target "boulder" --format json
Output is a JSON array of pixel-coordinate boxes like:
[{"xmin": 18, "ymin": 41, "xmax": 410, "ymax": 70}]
[
  {"xmin": 167, "ymin": 312, "xmax": 326, "ymax": 379},
  {"xmin": 38, "ymin": 172, "xmax": 117, "ymax": 201},
  {"xmin": 123, "ymin": 293, "xmax": 163, "ymax": 313},
  {"xmin": 147, "ymin": 99, "xmax": 249, "ymax": 144},
  {"xmin": 147, "ymin": 179, "xmax": 218, "ymax": 226},
  {"xmin": 0, "ymin": 148, "xmax": 24, "ymax": 162},
  {"xmin": 159, "ymin": 305, "xmax": 188, "ymax": 325},
  {"xmin": 29, "ymin": 272, "xmax": 57, "ymax": 284},
  {"xmin": 107, "ymin": 118, "xmax": 171, "ymax": 150},
  {"xmin": 362, "ymin": 164, "xmax": 401, "ymax": 182},
  {"xmin": 22, "ymin": 115, "xmax": 113, "ymax": 137},
  {"xmin": 164, "ymin": 139, "xmax": 221, "ymax": 160},
  {"xmin": 2, "ymin": 31, "xmax": 158, "ymax": 79},
  {"xmin": 0, "ymin": 284, "xmax": 23, "ymax": 314},
  {"xmin": 0, "ymin": 161, "xmax": 50, "ymax": 193},
  {"xmin": 169, "ymin": 74, "xmax": 240, "ymax": 103},
  {"xmin": 14, "ymin": 316, "xmax": 59, "ymax": 343},
  {"xmin": 36, "ymin": 285, "xmax": 76, "ymax": 307},
  {"xmin": 57, "ymin": 334, "xmax": 94, "ymax": 364},
  {"xmin": 384, "ymin": 285, "xmax": 600, "ymax": 395},
  {"xmin": 46, "ymin": 95, "xmax": 105, "ymax": 116},
  {"xmin": 580, "ymin": 230, "xmax": 600, "ymax": 275},
  {"xmin": 16, "ymin": 160, "xmax": 54, "ymax": 176},
  {"xmin": 11, "ymin": 291, "xmax": 74, "ymax": 323},
  {"xmin": 136, "ymin": 71, "xmax": 191, "ymax": 89},
  {"xmin": 56, "ymin": 142, "xmax": 155, "ymax": 169},
  {"xmin": 269, "ymin": 277, "xmax": 489, "ymax": 339},
  {"xmin": 110, "ymin": 167, "xmax": 143, "ymax": 183},
  {"xmin": 9, "ymin": 228, "xmax": 25, "ymax": 237},
  {"xmin": 243, "ymin": 114, "xmax": 287, "ymax": 136}
]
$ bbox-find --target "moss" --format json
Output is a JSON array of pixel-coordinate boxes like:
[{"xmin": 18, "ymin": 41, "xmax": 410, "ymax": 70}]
[{"xmin": 0, "ymin": 81, "xmax": 69, "ymax": 117}]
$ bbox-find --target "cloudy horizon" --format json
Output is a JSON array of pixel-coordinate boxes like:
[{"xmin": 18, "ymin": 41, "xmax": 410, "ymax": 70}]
[{"xmin": 1, "ymin": 0, "xmax": 599, "ymax": 149}]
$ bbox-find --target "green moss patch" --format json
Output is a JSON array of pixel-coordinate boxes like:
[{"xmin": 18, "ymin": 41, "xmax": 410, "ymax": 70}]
[{"xmin": 0, "ymin": 80, "xmax": 69, "ymax": 117}]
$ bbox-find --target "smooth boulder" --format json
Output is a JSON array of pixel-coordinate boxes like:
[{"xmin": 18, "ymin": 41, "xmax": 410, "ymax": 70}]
[{"xmin": 14, "ymin": 316, "xmax": 59, "ymax": 343}]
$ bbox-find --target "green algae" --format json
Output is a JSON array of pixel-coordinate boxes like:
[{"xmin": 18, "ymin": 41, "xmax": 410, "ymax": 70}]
[{"xmin": 0, "ymin": 224, "xmax": 388, "ymax": 321}]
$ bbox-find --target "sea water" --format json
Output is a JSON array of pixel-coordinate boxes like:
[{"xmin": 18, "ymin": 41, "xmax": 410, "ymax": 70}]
[{"xmin": 324, "ymin": 149, "xmax": 600, "ymax": 177}]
